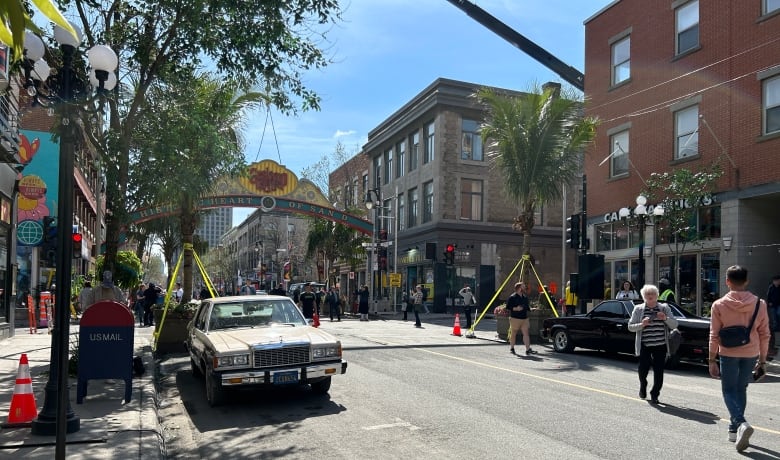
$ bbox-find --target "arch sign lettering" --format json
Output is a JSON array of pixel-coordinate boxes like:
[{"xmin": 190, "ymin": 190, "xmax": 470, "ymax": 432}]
[{"xmin": 128, "ymin": 160, "xmax": 373, "ymax": 234}]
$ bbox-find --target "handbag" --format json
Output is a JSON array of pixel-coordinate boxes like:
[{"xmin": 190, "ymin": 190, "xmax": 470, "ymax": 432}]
[
  {"xmin": 668, "ymin": 328, "xmax": 682, "ymax": 355},
  {"xmin": 719, "ymin": 298, "xmax": 760, "ymax": 348}
]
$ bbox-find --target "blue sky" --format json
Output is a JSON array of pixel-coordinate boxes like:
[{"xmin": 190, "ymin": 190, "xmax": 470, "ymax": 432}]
[{"xmin": 234, "ymin": 0, "xmax": 611, "ymax": 224}]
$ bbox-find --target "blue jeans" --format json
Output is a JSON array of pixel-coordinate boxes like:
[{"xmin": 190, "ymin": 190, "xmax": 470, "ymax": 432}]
[
  {"xmin": 719, "ymin": 355, "xmax": 757, "ymax": 432},
  {"xmin": 770, "ymin": 307, "xmax": 780, "ymax": 332}
]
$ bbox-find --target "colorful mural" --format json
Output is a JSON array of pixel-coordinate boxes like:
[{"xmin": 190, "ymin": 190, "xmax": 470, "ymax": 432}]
[{"xmin": 16, "ymin": 130, "xmax": 59, "ymax": 246}]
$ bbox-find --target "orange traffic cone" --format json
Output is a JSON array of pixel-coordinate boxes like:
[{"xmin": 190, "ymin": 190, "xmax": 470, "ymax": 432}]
[
  {"xmin": 312, "ymin": 311, "xmax": 320, "ymax": 328},
  {"xmin": 3, "ymin": 354, "xmax": 38, "ymax": 427},
  {"xmin": 38, "ymin": 304, "xmax": 48, "ymax": 328},
  {"xmin": 452, "ymin": 313, "xmax": 462, "ymax": 336}
]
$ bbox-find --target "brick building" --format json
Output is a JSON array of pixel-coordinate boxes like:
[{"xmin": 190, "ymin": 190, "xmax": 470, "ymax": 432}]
[
  {"xmin": 331, "ymin": 78, "xmax": 580, "ymax": 312},
  {"xmin": 583, "ymin": 0, "xmax": 780, "ymax": 314}
]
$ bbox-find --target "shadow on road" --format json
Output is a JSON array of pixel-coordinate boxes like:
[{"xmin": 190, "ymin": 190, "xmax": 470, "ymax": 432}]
[{"xmin": 646, "ymin": 401, "xmax": 720, "ymax": 425}]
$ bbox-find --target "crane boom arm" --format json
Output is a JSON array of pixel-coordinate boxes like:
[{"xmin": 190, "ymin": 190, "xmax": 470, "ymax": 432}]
[{"xmin": 445, "ymin": 0, "xmax": 585, "ymax": 91}]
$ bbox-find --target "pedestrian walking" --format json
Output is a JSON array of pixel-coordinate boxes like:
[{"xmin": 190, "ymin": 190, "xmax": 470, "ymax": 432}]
[
  {"xmin": 765, "ymin": 275, "xmax": 780, "ymax": 332},
  {"xmin": 326, "ymin": 287, "xmax": 341, "ymax": 322},
  {"xmin": 358, "ymin": 285, "xmax": 370, "ymax": 321},
  {"xmin": 142, "ymin": 282, "xmax": 158, "ymax": 327},
  {"xmin": 297, "ymin": 283, "xmax": 317, "ymax": 319},
  {"xmin": 412, "ymin": 286, "xmax": 423, "ymax": 328},
  {"xmin": 708, "ymin": 265, "xmax": 771, "ymax": 452},
  {"xmin": 458, "ymin": 285, "xmax": 476, "ymax": 329},
  {"xmin": 564, "ymin": 280, "xmax": 578, "ymax": 316},
  {"xmin": 627, "ymin": 284, "xmax": 678, "ymax": 404},
  {"xmin": 506, "ymin": 282, "xmax": 536, "ymax": 355}
]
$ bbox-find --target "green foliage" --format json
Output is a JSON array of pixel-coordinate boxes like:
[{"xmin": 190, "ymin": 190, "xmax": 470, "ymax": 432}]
[
  {"xmin": 477, "ymin": 84, "xmax": 598, "ymax": 255},
  {"xmin": 96, "ymin": 250, "xmax": 143, "ymax": 290}
]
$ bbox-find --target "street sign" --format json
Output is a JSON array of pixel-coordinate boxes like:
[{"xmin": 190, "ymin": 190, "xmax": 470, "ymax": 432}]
[
  {"xmin": 349, "ymin": 271, "xmax": 355, "ymax": 279},
  {"xmin": 389, "ymin": 273, "xmax": 401, "ymax": 287}
]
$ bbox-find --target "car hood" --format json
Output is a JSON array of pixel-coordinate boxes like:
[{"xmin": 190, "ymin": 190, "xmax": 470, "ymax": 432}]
[{"xmin": 207, "ymin": 326, "xmax": 338, "ymax": 352}]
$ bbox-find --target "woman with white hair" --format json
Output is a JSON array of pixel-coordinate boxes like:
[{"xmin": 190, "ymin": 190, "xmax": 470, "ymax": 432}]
[{"xmin": 627, "ymin": 284, "xmax": 678, "ymax": 404}]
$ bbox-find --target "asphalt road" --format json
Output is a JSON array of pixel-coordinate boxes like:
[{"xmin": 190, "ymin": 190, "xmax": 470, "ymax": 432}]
[{"xmin": 157, "ymin": 316, "xmax": 780, "ymax": 459}]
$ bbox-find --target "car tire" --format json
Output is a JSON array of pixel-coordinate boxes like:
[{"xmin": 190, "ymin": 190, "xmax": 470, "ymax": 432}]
[
  {"xmin": 310, "ymin": 377, "xmax": 332, "ymax": 395},
  {"xmin": 552, "ymin": 329, "xmax": 575, "ymax": 353},
  {"xmin": 205, "ymin": 366, "xmax": 225, "ymax": 407},
  {"xmin": 191, "ymin": 356, "xmax": 202, "ymax": 378}
]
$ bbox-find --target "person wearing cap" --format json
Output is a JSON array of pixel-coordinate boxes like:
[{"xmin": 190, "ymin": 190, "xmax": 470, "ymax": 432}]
[
  {"xmin": 458, "ymin": 285, "xmax": 476, "ymax": 329},
  {"xmin": 659, "ymin": 279, "xmax": 675, "ymax": 303}
]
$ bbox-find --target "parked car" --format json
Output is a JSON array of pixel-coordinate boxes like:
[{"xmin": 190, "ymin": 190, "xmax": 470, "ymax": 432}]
[
  {"xmin": 288, "ymin": 282, "xmax": 326, "ymax": 300},
  {"xmin": 541, "ymin": 300, "xmax": 710, "ymax": 366},
  {"xmin": 186, "ymin": 295, "xmax": 347, "ymax": 406}
]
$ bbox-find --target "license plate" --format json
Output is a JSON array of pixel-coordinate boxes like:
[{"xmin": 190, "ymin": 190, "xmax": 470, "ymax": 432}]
[{"xmin": 273, "ymin": 371, "xmax": 298, "ymax": 385}]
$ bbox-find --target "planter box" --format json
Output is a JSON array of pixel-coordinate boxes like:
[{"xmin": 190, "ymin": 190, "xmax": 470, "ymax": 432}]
[
  {"xmin": 496, "ymin": 316, "xmax": 510, "ymax": 341},
  {"xmin": 154, "ymin": 309, "xmax": 192, "ymax": 354}
]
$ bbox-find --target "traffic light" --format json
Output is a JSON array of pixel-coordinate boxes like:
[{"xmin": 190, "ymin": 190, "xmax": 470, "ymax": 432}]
[
  {"xmin": 72, "ymin": 233, "xmax": 83, "ymax": 259},
  {"xmin": 444, "ymin": 243, "xmax": 456, "ymax": 265},
  {"xmin": 566, "ymin": 214, "xmax": 581, "ymax": 249},
  {"xmin": 378, "ymin": 248, "xmax": 388, "ymax": 271},
  {"xmin": 41, "ymin": 217, "xmax": 56, "ymax": 265}
]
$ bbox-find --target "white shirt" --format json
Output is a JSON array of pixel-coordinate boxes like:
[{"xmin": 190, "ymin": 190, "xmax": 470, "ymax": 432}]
[{"xmin": 616, "ymin": 290, "xmax": 638, "ymax": 300}]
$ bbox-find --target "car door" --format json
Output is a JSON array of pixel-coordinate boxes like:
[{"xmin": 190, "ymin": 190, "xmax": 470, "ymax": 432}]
[
  {"xmin": 586, "ymin": 301, "xmax": 633, "ymax": 353},
  {"xmin": 187, "ymin": 301, "xmax": 212, "ymax": 365}
]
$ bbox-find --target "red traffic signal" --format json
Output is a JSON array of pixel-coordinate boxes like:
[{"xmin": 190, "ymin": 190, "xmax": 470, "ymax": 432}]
[
  {"xmin": 444, "ymin": 243, "xmax": 456, "ymax": 265},
  {"xmin": 73, "ymin": 233, "xmax": 82, "ymax": 259},
  {"xmin": 445, "ymin": 244, "xmax": 455, "ymax": 253}
]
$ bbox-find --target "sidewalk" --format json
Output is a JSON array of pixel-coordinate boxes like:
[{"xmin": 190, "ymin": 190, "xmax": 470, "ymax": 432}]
[{"xmin": 0, "ymin": 326, "xmax": 162, "ymax": 459}]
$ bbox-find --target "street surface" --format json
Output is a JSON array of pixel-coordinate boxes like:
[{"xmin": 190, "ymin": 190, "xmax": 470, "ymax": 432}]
[{"xmin": 157, "ymin": 315, "xmax": 780, "ymax": 459}]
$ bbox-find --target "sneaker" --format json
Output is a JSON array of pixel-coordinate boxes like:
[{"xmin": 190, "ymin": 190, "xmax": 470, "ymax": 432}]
[
  {"xmin": 639, "ymin": 389, "xmax": 647, "ymax": 399},
  {"xmin": 510, "ymin": 348, "xmax": 516, "ymax": 355},
  {"xmin": 728, "ymin": 431, "xmax": 737, "ymax": 443},
  {"xmin": 736, "ymin": 422, "xmax": 754, "ymax": 452},
  {"xmin": 526, "ymin": 348, "xmax": 538, "ymax": 355}
]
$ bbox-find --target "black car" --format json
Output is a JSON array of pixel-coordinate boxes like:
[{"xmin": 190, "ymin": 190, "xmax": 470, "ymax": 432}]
[{"xmin": 541, "ymin": 300, "xmax": 710, "ymax": 366}]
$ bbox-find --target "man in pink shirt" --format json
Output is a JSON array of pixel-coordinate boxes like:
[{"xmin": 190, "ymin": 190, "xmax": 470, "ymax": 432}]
[{"xmin": 708, "ymin": 265, "xmax": 771, "ymax": 452}]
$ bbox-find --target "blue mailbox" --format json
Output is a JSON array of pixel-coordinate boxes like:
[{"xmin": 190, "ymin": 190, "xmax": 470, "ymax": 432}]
[{"xmin": 77, "ymin": 300, "xmax": 135, "ymax": 404}]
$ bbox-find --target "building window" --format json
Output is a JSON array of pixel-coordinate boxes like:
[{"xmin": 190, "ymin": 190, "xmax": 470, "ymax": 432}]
[
  {"xmin": 422, "ymin": 181, "xmax": 433, "ymax": 223},
  {"xmin": 424, "ymin": 121, "xmax": 435, "ymax": 163},
  {"xmin": 675, "ymin": 105, "xmax": 698, "ymax": 159},
  {"xmin": 398, "ymin": 193, "xmax": 405, "ymax": 231},
  {"xmin": 384, "ymin": 148, "xmax": 392, "ymax": 184},
  {"xmin": 373, "ymin": 156, "xmax": 381, "ymax": 188},
  {"xmin": 611, "ymin": 36, "xmax": 630, "ymax": 85},
  {"xmin": 352, "ymin": 179, "xmax": 359, "ymax": 206},
  {"xmin": 764, "ymin": 75, "xmax": 780, "ymax": 134},
  {"xmin": 460, "ymin": 179, "xmax": 483, "ymax": 221},
  {"xmin": 676, "ymin": 0, "xmax": 699, "ymax": 55},
  {"xmin": 409, "ymin": 131, "xmax": 419, "ymax": 171},
  {"xmin": 461, "ymin": 119, "xmax": 483, "ymax": 161},
  {"xmin": 408, "ymin": 187, "xmax": 418, "ymax": 228},
  {"xmin": 765, "ymin": 0, "xmax": 780, "ymax": 15},
  {"xmin": 610, "ymin": 130, "xmax": 629, "ymax": 177},
  {"xmin": 595, "ymin": 223, "xmax": 613, "ymax": 252},
  {"xmin": 362, "ymin": 174, "xmax": 368, "ymax": 194},
  {"xmin": 396, "ymin": 140, "xmax": 405, "ymax": 178}
]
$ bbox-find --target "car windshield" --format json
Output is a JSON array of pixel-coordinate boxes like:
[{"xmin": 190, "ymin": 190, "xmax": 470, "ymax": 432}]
[{"xmin": 207, "ymin": 299, "xmax": 306, "ymax": 330}]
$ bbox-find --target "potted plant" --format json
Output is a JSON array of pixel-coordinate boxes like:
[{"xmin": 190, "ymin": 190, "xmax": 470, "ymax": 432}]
[
  {"xmin": 494, "ymin": 305, "xmax": 511, "ymax": 341},
  {"xmin": 155, "ymin": 300, "xmax": 199, "ymax": 354}
]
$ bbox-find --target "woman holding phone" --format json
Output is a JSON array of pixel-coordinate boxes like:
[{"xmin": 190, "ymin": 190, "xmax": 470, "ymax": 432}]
[{"xmin": 627, "ymin": 284, "xmax": 678, "ymax": 404}]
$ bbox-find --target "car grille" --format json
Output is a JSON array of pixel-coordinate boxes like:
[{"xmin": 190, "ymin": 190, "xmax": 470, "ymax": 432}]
[{"xmin": 254, "ymin": 345, "xmax": 310, "ymax": 368}]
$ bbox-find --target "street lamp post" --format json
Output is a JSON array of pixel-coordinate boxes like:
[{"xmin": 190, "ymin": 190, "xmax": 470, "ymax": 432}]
[
  {"xmin": 254, "ymin": 241, "xmax": 263, "ymax": 288},
  {"xmin": 22, "ymin": 24, "xmax": 117, "ymax": 451},
  {"xmin": 619, "ymin": 195, "xmax": 664, "ymax": 288},
  {"xmin": 365, "ymin": 189, "xmax": 381, "ymax": 314}
]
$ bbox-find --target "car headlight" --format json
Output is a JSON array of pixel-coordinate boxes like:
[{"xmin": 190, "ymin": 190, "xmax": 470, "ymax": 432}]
[
  {"xmin": 215, "ymin": 354, "xmax": 250, "ymax": 368},
  {"xmin": 312, "ymin": 344, "xmax": 341, "ymax": 359}
]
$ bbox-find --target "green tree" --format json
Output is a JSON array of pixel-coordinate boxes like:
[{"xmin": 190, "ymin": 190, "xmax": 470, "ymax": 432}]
[
  {"xmin": 644, "ymin": 166, "xmax": 722, "ymax": 314},
  {"xmin": 96, "ymin": 250, "xmax": 143, "ymax": 290},
  {"xmin": 477, "ymin": 84, "xmax": 598, "ymax": 258},
  {"xmin": 131, "ymin": 72, "xmax": 265, "ymax": 302},
  {"xmin": 56, "ymin": 0, "xmax": 342, "ymax": 277}
]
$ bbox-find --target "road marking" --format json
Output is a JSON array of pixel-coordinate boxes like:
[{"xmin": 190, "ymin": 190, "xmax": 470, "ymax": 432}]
[
  {"xmin": 413, "ymin": 346, "xmax": 780, "ymax": 437},
  {"xmin": 363, "ymin": 418, "xmax": 420, "ymax": 431}
]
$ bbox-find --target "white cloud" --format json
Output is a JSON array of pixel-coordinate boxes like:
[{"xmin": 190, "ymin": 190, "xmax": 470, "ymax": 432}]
[{"xmin": 333, "ymin": 130, "xmax": 356, "ymax": 138}]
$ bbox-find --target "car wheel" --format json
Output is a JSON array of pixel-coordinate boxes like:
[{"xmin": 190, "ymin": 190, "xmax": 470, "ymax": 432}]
[
  {"xmin": 552, "ymin": 329, "xmax": 574, "ymax": 353},
  {"xmin": 190, "ymin": 356, "xmax": 202, "ymax": 378},
  {"xmin": 205, "ymin": 366, "xmax": 225, "ymax": 407},
  {"xmin": 310, "ymin": 377, "xmax": 332, "ymax": 395}
]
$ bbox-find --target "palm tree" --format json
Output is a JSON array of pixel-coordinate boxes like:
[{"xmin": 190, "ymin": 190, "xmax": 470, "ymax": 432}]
[{"xmin": 477, "ymin": 84, "xmax": 598, "ymax": 258}]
